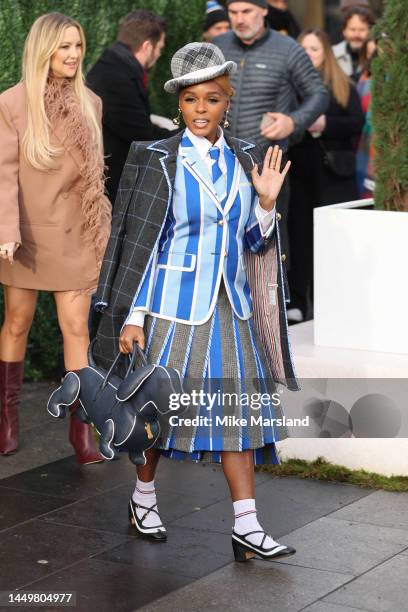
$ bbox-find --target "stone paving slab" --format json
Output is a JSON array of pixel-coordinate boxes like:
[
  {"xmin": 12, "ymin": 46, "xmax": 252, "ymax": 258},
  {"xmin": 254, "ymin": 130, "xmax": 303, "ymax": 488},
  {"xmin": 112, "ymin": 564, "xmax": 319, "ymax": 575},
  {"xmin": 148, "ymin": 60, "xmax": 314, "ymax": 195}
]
[
  {"xmin": 15, "ymin": 557, "xmax": 192, "ymax": 612},
  {"xmin": 0, "ymin": 519, "xmax": 129, "ymax": 591},
  {"xmin": 96, "ymin": 525, "xmax": 232, "ymax": 579},
  {"xmin": 272, "ymin": 516, "xmax": 408, "ymax": 575},
  {"xmin": 171, "ymin": 477, "xmax": 372, "ymax": 537},
  {"xmin": 0, "ymin": 456, "xmax": 134, "ymax": 502},
  {"xmin": 137, "ymin": 560, "xmax": 354, "ymax": 612},
  {"xmin": 302, "ymin": 602, "xmax": 375, "ymax": 612},
  {"xmin": 0, "ymin": 487, "xmax": 72, "ymax": 532},
  {"xmin": 330, "ymin": 490, "xmax": 408, "ymax": 531},
  {"xmin": 324, "ymin": 553, "xmax": 408, "ymax": 611}
]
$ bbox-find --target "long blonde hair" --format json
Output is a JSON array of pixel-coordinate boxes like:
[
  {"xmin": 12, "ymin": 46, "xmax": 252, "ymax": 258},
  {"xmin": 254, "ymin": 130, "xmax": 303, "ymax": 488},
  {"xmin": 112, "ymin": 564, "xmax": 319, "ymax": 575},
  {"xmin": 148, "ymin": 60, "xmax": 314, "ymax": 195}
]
[
  {"xmin": 298, "ymin": 28, "xmax": 351, "ymax": 108},
  {"xmin": 22, "ymin": 12, "xmax": 102, "ymax": 170}
]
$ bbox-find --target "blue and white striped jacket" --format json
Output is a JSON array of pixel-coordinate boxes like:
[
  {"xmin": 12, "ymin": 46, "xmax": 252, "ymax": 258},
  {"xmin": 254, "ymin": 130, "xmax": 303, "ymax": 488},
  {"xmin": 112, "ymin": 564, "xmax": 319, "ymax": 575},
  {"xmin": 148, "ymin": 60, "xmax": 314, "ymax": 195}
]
[{"xmin": 129, "ymin": 132, "xmax": 273, "ymax": 325}]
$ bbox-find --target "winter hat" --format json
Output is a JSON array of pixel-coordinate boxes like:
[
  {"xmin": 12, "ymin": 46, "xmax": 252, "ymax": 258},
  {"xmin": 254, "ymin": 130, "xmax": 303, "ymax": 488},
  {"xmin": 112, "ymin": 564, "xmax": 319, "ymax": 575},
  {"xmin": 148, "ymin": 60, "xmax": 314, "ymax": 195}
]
[
  {"xmin": 204, "ymin": 1, "xmax": 229, "ymax": 31},
  {"xmin": 340, "ymin": 0, "xmax": 370, "ymax": 11},
  {"xmin": 226, "ymin": 0, "xmax": 268, "ymax": 8},
  {"xmin": 164, "ymin": 42, "xmax": 237, "ymax": 94}
]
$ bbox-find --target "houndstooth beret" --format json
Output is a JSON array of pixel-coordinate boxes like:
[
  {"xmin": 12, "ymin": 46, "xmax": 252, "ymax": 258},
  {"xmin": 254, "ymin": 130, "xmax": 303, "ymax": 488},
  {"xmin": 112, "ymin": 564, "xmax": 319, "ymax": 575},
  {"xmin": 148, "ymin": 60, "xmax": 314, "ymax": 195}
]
[{"xmin": 164, "ymin": 42, "xmax": 237, "ymax": 94}]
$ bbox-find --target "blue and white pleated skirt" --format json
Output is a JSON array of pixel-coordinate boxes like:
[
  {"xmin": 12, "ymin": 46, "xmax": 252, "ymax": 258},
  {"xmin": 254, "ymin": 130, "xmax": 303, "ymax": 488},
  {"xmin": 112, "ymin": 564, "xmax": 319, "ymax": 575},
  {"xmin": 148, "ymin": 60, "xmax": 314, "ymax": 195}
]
[{"xmin": 144, "ymin": 282, "xmax": 287, "ymax": 465}]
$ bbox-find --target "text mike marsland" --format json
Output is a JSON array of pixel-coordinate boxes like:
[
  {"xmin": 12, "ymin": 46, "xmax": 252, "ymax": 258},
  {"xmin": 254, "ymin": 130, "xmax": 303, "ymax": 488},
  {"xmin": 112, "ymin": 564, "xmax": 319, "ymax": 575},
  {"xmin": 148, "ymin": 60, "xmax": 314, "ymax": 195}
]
[{"xmin": 168, "ymin": 415, "xmax": 310, "ymax": 428}]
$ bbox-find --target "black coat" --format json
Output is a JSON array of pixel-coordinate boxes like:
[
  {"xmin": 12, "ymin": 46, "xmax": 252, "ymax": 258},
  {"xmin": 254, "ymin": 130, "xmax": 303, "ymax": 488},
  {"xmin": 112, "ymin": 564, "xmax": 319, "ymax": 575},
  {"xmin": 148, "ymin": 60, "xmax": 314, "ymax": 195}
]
[
  {"xmin": 92, "ymin": 132, "xmax": 297, "ymax": 389},
  {"xmin": 290, "ymin": 84, "xmax": 364, "ymax": 206},
  {"xmin": 87, "ymin": 42, "xmax": 172, "ymax": 204}
]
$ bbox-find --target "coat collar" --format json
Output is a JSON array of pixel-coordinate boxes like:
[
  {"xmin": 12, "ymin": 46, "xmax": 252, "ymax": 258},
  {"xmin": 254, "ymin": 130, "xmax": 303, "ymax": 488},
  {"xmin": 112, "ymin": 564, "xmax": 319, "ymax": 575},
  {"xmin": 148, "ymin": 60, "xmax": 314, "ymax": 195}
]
[{"xmin": 146, "ymin": 131, "xmax": 258, "ymax": 209}]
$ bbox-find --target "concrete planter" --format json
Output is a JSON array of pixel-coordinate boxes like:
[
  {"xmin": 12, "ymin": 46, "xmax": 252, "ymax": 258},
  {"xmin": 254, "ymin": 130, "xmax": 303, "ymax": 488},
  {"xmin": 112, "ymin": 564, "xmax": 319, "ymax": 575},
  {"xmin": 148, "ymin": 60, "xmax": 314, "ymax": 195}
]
[{"xmin": 314, "ymin": 198, "xmax": 408, "ymax": 354}]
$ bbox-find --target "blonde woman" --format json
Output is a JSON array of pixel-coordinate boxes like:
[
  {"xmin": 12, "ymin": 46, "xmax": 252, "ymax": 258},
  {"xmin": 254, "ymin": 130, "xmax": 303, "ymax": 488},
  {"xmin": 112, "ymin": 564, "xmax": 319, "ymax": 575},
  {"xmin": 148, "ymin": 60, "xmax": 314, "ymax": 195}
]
[{"xmin": 0, "ymin": 12, "xmax": 111, "ymax": 461}]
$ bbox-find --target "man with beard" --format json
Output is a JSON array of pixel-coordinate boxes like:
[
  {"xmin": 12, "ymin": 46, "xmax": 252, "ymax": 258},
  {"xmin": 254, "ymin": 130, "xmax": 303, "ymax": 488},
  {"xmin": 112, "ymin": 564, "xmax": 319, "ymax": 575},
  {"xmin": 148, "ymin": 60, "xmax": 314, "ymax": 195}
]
[
  {"xmin": 87, "ymin": 11, "xmax": 172, "ymax": 204},
  {"xmin": 213, "ymin": 0, "xmax": 328, "ymax": 267},
  {"xmin": 333, "ymin": 7, "xmax": 375, "ymax": 82}
]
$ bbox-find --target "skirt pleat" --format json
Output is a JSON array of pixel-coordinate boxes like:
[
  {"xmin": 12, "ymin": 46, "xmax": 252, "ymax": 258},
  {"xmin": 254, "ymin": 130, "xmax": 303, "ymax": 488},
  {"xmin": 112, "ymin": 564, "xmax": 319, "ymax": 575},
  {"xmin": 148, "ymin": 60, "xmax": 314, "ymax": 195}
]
[{"xmin": 143, "ymin": 282, "xmax": 287, "ymax": 465}]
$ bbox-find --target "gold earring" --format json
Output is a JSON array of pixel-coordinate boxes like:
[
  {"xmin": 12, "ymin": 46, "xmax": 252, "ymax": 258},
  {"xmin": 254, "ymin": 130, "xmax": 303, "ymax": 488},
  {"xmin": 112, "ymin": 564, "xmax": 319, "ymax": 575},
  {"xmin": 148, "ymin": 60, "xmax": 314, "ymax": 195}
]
[
  {"xmin": 223, "ymin": 110, "xmax": 230, "ymax": 129},
  {"xmin": 173, "ymin": 108, "xmax": 182, "ymax": 126}
]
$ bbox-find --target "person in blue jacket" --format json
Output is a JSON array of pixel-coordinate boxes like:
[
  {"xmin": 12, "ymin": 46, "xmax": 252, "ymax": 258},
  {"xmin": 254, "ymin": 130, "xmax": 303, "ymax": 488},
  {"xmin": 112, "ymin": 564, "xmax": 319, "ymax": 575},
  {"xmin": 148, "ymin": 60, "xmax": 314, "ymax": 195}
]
[{"xmin": 93, "ymin": 42, "xmax": 297, "ymax": 562}]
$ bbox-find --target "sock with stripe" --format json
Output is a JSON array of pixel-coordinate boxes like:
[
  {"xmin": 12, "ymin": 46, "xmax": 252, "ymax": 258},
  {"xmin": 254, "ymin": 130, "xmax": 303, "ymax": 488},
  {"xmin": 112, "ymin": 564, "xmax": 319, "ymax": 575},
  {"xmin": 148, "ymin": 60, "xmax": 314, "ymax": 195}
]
[
  {"xmin": 233, "ymin": 498, "xmax": 279, "ymax": 548},
  {"xmin": 132, "ymin": 478, "xmax": 162, "ymax": 528}
]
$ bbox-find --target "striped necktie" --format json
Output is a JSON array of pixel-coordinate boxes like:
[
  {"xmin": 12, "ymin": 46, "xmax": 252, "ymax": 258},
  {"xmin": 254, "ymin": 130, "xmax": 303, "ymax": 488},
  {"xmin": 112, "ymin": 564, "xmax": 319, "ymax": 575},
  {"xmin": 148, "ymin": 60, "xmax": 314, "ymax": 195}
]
[{"xmin": 209, "ymin": 146, "xmax": 223, "ymax": 183}]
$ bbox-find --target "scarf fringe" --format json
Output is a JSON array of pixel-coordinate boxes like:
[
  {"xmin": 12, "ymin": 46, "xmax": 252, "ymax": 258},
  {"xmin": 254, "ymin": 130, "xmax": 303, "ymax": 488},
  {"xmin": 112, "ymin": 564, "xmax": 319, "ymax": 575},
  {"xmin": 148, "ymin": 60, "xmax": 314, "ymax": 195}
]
[{"xmin": 44, "ymin": 78, "xmax": 111, "ymax": 267}]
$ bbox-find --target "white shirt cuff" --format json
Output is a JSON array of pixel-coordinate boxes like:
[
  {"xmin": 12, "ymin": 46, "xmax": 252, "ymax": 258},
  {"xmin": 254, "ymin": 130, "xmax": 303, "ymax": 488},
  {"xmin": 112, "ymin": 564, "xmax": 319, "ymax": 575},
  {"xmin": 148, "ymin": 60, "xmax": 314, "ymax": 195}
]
[
  {"xmin": 125, "ymin": 309, "xmax": 147, "ymax": 328},
  {"xmin": 255, "ymin": 202, "xmax": 276, "ymax": 238}
]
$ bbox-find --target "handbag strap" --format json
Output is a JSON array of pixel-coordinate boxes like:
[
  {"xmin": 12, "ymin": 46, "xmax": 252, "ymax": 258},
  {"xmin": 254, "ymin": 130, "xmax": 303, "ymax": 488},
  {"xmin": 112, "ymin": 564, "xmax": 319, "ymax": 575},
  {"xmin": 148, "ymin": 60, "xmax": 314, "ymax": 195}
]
[{"xmin": 101, "ymin": 342, "xmax": 148, "ymax": 389}]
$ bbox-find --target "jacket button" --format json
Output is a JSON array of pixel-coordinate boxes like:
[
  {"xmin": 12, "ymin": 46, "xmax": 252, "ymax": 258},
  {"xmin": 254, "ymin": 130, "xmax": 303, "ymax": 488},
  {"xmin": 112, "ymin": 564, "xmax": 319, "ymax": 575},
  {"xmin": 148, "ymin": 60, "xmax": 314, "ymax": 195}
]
[
  {"xmin": 276, "ymin": 212, "xmax": 282, "ymax": 221},
  {"xmin": 224, "ymin": 250, "xmax": 228, "ymax": 257},
  {"xmin": 61, "ymin": 192, "xmax": 69, "ymax": 199},
  {"xmin": 281, "ymin": 254, "xmax": 286, "ymax": 262},
  {"xmin": 218, "ymin": 220, "xmax": 224, "ymax": 226}
]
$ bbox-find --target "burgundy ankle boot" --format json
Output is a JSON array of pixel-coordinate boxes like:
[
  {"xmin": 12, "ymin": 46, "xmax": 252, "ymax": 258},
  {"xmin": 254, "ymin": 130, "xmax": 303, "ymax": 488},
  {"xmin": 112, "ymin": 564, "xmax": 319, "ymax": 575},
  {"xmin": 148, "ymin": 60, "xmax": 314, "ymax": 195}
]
[
  {"xmin": 69, "ymin": 403, "xmax": 104, "ymax": 465},
  {"xmin": 0, "ymin": 361, "xmax": 24, "ymax": 455}
]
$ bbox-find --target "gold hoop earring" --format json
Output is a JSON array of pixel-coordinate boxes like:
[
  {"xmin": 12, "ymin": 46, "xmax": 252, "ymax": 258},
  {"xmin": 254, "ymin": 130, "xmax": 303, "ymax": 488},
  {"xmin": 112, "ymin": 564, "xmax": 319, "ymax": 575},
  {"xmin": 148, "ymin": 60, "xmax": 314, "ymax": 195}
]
[
  {"xmin": 223, "ymin": 110, "xmax": 230, "ymax": 129},
  {"xmin": 173, "ymin": 108, "xmax": 182, "ymax": 126}
]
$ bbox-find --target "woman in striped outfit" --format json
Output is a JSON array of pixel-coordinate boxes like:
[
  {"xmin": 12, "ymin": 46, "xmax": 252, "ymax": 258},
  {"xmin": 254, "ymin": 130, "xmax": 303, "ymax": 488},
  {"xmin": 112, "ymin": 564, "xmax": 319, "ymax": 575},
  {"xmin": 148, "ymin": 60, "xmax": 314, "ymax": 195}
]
[{"xmin": 94, "ymin": 42, "xmax": 296, "ymax": 562}]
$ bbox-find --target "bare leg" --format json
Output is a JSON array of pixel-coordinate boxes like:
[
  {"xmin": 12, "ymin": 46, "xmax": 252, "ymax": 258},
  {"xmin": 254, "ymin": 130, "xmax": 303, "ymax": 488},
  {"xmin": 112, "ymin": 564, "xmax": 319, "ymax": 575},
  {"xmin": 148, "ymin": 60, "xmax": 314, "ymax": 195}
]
[
  {"xmin": 54, "ymin": 290, "xmax": 102, "ymax": 464},
  {"xmin": 137, "ymin": 448, "xmax": 161, "ymax": 482},
  {"xmin": 221, "ymin": 449, "xmax": 255, "ymax": 501},
  {"xmin": 0, "ymin": 286, "xmax": 38, "ymax": 361},
  {"xmin": 54, "ymin": 291, "xmax": 91, "ymax": 370}
]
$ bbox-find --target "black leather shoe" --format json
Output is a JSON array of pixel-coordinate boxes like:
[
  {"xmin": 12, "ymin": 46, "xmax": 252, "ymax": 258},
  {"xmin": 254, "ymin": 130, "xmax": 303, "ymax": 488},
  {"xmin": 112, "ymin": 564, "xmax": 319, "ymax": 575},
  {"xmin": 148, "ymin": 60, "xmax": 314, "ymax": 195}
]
[
  {"xmin": 128, "ymin": 498, "xmax": 167, "ymax": 541},
  {"xmin": 232, "ymin": 530, "xmax": 296, "ymax": 562}
]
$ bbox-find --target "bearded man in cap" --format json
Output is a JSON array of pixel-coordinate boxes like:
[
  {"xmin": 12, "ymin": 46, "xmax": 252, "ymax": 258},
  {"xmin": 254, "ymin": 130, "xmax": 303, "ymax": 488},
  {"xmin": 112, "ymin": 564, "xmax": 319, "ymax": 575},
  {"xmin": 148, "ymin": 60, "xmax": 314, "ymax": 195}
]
[{"xmin": 213, "ymin": 0, "xmax": 329, "ymax": 267}]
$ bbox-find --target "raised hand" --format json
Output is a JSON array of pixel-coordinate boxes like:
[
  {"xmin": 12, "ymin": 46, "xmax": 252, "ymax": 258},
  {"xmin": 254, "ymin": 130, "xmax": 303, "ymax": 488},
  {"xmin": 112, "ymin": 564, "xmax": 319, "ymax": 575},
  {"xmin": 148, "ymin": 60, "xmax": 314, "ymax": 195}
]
[{"xmin": 251, "ymin": 145, "xmax": 291, "ymax": 211}]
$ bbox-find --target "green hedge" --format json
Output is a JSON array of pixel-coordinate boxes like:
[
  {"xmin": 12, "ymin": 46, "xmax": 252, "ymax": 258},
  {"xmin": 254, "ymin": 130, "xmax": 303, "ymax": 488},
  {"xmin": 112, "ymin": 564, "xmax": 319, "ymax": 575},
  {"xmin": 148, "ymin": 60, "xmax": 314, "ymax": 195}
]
[
  {"xmin": 372, "ymin": 0, "xmax": 408, "ymax": 211},
  {"xmin": 0, "ymin": 0, "xmax": 205, "ymax": 381}
]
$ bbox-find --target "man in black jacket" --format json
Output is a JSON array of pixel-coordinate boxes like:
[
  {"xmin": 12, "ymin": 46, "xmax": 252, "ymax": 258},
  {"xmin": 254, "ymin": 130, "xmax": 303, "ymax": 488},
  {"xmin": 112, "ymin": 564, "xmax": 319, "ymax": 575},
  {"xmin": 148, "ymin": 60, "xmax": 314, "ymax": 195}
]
[{"xmin": 87, "ymin": 11, "xmax": 172, "ymax": 204}]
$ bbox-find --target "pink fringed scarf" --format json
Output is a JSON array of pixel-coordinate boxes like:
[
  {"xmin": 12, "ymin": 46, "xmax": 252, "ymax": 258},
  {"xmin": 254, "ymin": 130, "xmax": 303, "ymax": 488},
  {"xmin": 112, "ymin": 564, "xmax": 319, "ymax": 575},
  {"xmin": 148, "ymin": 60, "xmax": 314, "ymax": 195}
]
[{"xmin": 44, "ymin": 77, "xmax": 111, "ymax": 269}]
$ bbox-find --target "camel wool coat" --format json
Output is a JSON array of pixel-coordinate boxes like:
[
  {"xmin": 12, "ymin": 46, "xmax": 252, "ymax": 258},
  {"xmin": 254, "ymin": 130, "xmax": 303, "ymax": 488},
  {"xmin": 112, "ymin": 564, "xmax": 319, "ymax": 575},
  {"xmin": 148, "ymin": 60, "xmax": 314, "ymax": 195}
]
[{"xmin": 0, "ymin": 82, "xmax": 107, "ymax": 291}]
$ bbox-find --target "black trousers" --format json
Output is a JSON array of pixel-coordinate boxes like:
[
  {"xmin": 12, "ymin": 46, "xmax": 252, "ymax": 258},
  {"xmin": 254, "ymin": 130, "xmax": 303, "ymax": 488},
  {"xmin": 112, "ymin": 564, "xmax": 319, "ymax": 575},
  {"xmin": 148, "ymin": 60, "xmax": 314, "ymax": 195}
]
[
  {"xmin": 288, "ymin": 138, "xmax": 359, "ymax": 317},
  {"xmin": 287, "ymin": 139, "xmax": 323, "ymax": 317}
]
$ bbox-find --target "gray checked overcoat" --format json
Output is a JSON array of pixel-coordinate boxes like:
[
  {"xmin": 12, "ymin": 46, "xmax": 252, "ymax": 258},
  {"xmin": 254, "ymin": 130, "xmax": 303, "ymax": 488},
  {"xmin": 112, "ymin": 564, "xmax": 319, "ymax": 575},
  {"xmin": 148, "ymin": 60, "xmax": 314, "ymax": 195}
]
[{"xmin": 93, "ymin": 131, "xmax": 298, "ymax": 390}]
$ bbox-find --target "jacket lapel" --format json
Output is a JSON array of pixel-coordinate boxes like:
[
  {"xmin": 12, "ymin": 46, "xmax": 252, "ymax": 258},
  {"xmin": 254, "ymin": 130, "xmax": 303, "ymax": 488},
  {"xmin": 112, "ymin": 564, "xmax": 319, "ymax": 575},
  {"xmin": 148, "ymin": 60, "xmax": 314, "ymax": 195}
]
[
  {"xmin": 147, "ymin": 132, "xmax": 182, "ymax": 206},
  {"xmin": 180, "ymin": 137, "xmax": 223, "ymax": 212},
  {"xmin": 225, "ymin": 135, "xmax": 259, "ymax": 182}
]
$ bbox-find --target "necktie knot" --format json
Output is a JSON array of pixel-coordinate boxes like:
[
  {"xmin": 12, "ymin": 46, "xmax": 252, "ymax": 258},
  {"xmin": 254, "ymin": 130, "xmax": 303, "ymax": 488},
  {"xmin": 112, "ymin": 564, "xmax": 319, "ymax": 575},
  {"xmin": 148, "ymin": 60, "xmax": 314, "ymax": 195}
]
[{"xmin": 209, "ymin": 146, "xmax": 221, "ymax": 162}]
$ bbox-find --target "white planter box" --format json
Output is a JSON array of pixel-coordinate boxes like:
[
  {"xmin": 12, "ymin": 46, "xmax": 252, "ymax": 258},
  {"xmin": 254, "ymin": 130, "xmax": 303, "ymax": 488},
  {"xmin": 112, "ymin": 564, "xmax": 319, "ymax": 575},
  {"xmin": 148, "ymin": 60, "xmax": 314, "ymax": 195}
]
[{"xmin": 314, "ymin": 199, "xmax": 408, "ymax": 354}]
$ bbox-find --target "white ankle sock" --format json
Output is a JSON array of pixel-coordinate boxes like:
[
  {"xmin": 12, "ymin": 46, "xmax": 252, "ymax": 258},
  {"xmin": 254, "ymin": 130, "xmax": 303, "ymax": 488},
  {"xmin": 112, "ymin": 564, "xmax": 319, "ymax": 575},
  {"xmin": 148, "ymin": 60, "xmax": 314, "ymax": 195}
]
[
  {"xmin": 233, "ymin": 498, "xmax": 279, "ymax": 548},
  {"xmin": 132, "ymin": 478, "xmax": 163, "ymax": 529}
]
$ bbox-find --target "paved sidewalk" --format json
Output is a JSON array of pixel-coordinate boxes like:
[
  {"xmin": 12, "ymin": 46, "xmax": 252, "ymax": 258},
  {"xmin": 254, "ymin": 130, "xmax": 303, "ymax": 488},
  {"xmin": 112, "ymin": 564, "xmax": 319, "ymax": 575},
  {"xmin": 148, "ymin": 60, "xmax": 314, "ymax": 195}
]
[{"xmin": 0, "ymin": 384, "xmax": 407, "ymax": 611}]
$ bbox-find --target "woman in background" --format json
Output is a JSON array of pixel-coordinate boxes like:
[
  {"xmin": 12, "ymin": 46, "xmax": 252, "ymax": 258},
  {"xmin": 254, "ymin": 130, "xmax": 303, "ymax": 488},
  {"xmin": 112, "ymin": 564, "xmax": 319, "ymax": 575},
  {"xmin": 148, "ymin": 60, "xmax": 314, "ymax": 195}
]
[
  {"xmin": 356, "ymin": 36, "xmax": 377, "ymax": 198},
  {"xmin": 0, "ymin": 12, "xmax": 111, "ymax": 461},
  {"xmin": 287, "ymin": 28, "xmax": 364, "ymax": 323}
]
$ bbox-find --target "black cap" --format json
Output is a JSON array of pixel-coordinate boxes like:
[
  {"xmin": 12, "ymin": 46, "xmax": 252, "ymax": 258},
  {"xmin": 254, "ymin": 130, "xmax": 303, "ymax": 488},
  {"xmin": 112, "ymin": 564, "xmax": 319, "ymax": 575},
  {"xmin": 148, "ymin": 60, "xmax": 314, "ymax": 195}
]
[{"xmin": 204, "ymin": 1, "xmax": 229, "ymax": 32}]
